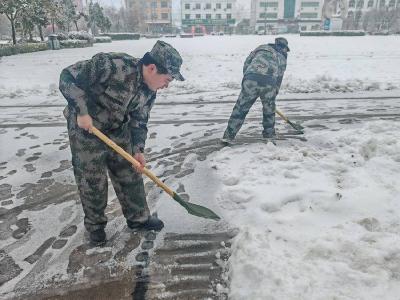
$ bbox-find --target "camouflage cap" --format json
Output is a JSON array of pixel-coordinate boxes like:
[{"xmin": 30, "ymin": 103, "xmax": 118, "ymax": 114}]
[
  {"xmin": 275, "ymin": 37, "xmax": 290, "ymax": 52},
  {"xmin": 149, "ymin": 40, "xmax": 185, "ymax": 81}
]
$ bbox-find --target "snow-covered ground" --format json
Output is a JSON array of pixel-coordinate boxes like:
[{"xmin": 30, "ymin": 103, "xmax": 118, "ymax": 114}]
[
  {"xmin": 213, "ymin": 121, "xmax": 400, "ymax": 299},
  {"xmin": 1, "ymin": 35, "xmax": 400, "ymax": 106},
  {"xmin": 1, "ymin": 35, "xmax": 400, "ymax": 299}
]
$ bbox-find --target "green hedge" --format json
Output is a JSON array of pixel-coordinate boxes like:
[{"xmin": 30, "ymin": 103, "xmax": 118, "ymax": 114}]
[
  {"xmin": 94, "ymin": 36, "xmax": 112, "ymax": 43},
  {"xmin": 60, "ymin": 39, "xmax": 93, "ymax": 48},
  {"xmin": 0, "ymin": 42, "xmax": 48, "ymax": 57},
  {"xmin": 300, "ymin": 31, "xmax": 366, "ymax": 36},
  {"xmin": 100, "ymin": 33, "xmax": 140, "ymax": 40}
]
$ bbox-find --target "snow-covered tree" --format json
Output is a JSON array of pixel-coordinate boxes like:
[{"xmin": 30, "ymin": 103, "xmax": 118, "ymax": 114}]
[
  {"xmin": 87, "ymin": 1, "xmax": 111, "ymax": 35},
  {"xmin": 0, "ymin": 0, "xmax": 29, "ymax": 44}
]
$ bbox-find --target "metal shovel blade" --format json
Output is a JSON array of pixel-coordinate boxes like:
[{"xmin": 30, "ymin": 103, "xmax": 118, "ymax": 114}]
[{"xmin": 173, "ymin": 193, "xmax": 221, "ymax": 220}]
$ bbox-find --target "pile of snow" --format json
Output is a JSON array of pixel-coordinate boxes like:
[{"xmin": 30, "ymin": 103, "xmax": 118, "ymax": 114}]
[{"xmin": 209, "ymin": 120, "xmax": 400, "ymax": 299}]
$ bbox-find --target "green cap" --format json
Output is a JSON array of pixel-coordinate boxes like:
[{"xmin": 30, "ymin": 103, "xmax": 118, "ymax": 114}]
[
  {"xmin": 275, "ymin": 37, "xmax": 290, "ymax": 52},
  {"xmin": 149, "ymin": 40, "xmax": 185, "ymax": 81}
]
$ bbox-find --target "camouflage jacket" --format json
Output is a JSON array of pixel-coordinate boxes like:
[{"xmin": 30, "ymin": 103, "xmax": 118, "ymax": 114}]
[
  {"xmin": 242, "ymin": 44, "xmax": 287, "ymax": 89},
  {"xmin": 59, "ymin": 52, "xmax": 156, "ymax": 153}
]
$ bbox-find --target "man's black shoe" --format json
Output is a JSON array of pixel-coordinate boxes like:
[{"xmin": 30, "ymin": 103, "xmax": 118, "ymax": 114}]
[
  {"xmin": 220, "ymin": 137, "xmax": 234, "ymax": 146},
  {"xmin": 89, "ymin": 228, "xmax": 106, "ymax": 245},
  {"xmin": 263, "ymin": 133, "xmax": 276, "ymax": 139},
  {"xmin": 127, "ymin": 215, "xmax": 164, "ymax": 231}
]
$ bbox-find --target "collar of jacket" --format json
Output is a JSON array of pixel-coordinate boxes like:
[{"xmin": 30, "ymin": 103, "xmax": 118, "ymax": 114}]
[
  {"xmin": 136, "ymin": 60, "xmax": 155, "ymax": 95},
  {"xmin": 136, "ymin": 61, "xmax": 145, "ymax": 88}
]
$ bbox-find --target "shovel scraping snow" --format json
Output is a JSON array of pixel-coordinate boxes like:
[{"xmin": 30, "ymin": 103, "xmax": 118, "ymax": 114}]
[{"xmin": 91, "ymin": 126, "xmax": 221, "ymax": 221}]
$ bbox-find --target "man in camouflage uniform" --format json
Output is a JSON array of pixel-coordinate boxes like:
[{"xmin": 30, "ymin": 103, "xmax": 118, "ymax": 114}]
[
  {"xmin": 59, "ymin": 41, "xmax": 185, "ymax": 245},
  {"xmin": 222, "ymin": 37, "xmax": 289, "ymax": 142}
]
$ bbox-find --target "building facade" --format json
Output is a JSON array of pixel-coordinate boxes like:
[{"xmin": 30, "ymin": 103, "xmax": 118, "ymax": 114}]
[
  {"xmin": 125, "ymin": 0, "xmax": 173, "ymax": 33},
  {"xmin": 251, "ymin": 0, "xmax": 325, "ymax": 32},
  {"xmin": 346, "ymin": 0, "xmax": 400, "ymax": 19},
  {"xmin": 180, "ymin": 0, "xmax": 237, "ymax": 34},
  {"xmin": 324, "ymin": 0, "xmax": 400, "ymax": 31}
]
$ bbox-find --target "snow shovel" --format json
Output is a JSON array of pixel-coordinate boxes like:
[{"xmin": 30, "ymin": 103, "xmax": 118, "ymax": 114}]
[
  {"xmin": 276, "ymin": 109, "xmax": 304, "ymax": 133},
  {"xmin": 91, "ymin": 126, "xmax": 221, "ymax": 221}
]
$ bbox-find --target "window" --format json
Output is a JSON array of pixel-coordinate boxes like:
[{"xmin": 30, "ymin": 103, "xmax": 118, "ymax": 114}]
[
  {"xmin": 195, "ymin": 3, "xmax": 201, "ymax": 9},
  {"xmin": 216, "ymin": 13, "xmax": 221, "ymax": 19},
  {"xmin": 260, "ymin": 2, "xmax": 278, "ymax": 7},
  {"xmin": 259, "ymin": 12, "xmax": 278, "ymax": 18},
  {"xmin": 151, "ymin": 1, "xmax": 157, "ymax": 8},
  {"xmin": 216, "ymin": 3, "xmax": 221, "ymax": 9},
  {"xmin": 196, "ymin": 14, "xmax": 201, "ymax": 19},
  {"xmin": 161, "ymin": 13, "xmax": 169, "ymax": 19},
  {"xmin": 227, "ymin": 3, "xmax": 232, "ymax": 9},
  {"xmin": 161, "ymin": 1, "xmax": 168, "ymax": 8},
  {"xmin": 367, "ymin": 0, "xmax": 374, "ymax": 6},
  {"xmin": 349, "ymin": 0, "xmax": 355, "ymax": 7},
  {"xmin": 206, "ymin": 14, "xmax": 211, "ymax": 19},
  {"xmin": 227, "ymin": 13, "xmax": 232, "ymax": 19},
  {"xmin": 301, "ymin": 2, "xmax": 320, "ymax": 7},
  {"xmin": 389, "ymin": 0, "xmax": 395, "ymax": 6},
  {"xmin": 379, "ymin": 0, "xmax": 385, "ymax": 7},
  {"xmin": 356, "ymin": 0, "xmax": 364, "ymax": 8},
  {"xmin": 185, "ymin": 3, "xmax": 190, "ymax": 9},
  {"xmin": 206, "ymin": 3, "xmax": 211, "ymax": 9},
  {"xmin": 300, "ymin": 12, "xmax": 318, "ymax": 18},
  {"xmin": 185, "ymin": 14, "xmax": 190, "ymax": 19}
]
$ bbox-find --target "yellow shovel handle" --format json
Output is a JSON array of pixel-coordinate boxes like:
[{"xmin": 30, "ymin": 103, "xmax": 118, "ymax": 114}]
[
  {"xmin": 275, "ymin": 109, "xmax": 288, "ymax": 122},
  {"xmin": 90, "ymin": 126, "xmax": 174, "ymax": 197}
]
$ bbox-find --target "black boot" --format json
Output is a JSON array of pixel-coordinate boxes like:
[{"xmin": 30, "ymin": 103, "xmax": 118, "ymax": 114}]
[
  {"xmin": 221, "ymin": 130, "xmax": 235, "ymax": 145},
  {"xmin": 263, "ymin": 129, "xmax": 276, "ymax": 139},
  {"xmin": 89, "ymin": 228, "xmax": 106, "ymax": 245},
  {"xmin": 127, "ymin": 215, "xmax": 164, "ymax": 231}
]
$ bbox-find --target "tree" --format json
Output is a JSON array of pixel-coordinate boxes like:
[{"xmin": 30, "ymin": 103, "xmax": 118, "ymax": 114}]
[
  {"xmin": 19, "ymin": 0, "xmax": 49, "ymax": 41},
  {"xmin": 362, "ymin": 7, "xmax": 400, "ymax": 33},
  {"xmin": 58, "ymin": 0, "xmax": 77, "ymax": 32},
  {"xmin": 32, "ymin": 0, "xmax": 50, "ymax": 41},
  {"xmin": 72, "ymin": 12, "xmax": 85, "ymax": 31},
  {"xmin": 0, "ymin": 0, "xmax": 29, "ymax": 44},
  {"xmin": 87, "ymin": 1, "xmax": 111, "ymax": 35},
  {"xmin": 46, "ymin": 0, "xmax": 63, "ymax": 33},
  {"xmin": 104, "ymin": 6, "xmax": 123, "ymax": 32},
  {"xmin": 354, "ymin": 10, "xmax": 362, "ymax": 29}
]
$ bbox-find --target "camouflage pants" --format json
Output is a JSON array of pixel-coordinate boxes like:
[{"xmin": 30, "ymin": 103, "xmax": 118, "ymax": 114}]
[
  {"xmin": 223, "ymin": 79, "xmax": 277, "ymax": 139},
  {"xmin": 66, "ymin": 111, "xmax": 149, "ymax": 232}
]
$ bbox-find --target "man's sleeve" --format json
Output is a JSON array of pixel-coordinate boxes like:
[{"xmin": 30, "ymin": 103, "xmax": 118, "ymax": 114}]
[
  {"xmin": 59, "ymin": 53, "xmax": 113, "ymax": 115},
  {"xmin": 129, "ymin": 95, "xmax": 156, "ymax": 153}
]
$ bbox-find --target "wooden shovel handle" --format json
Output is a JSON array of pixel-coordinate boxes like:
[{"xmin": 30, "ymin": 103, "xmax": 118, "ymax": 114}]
[
  {"xmin": 90, "ymin": 126, "xmax": 174, "ymax": 197},
  {"xmin": 275, "ymin": 109, "xmax": 288, "ymax": 122}
]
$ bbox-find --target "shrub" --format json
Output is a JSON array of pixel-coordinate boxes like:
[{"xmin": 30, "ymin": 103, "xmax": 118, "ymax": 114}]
[
  {"xmin": 300, "ymin": 31, "xmax": 366, "ymax": 36},
  {"xmin": 56, "ymin": 32, "xmax": 68, "ymax": 40},
  {"xmin": 59, "ymin": 39, "xmax": 93, "ymax": 48},
  {"xmin": 68, "ymin": 31, "xmax": 94, "ymax": 41},
  {"xmin": 99, "ymin": 33, "xmax": 140, "ymax": 40},
  {"xmin": 0, "ymin": 42, "xmax": 48, "ymax": 57},
  {"xmin": 94, "ymin": 36, "xmax": 112, "ymax": 43}
]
